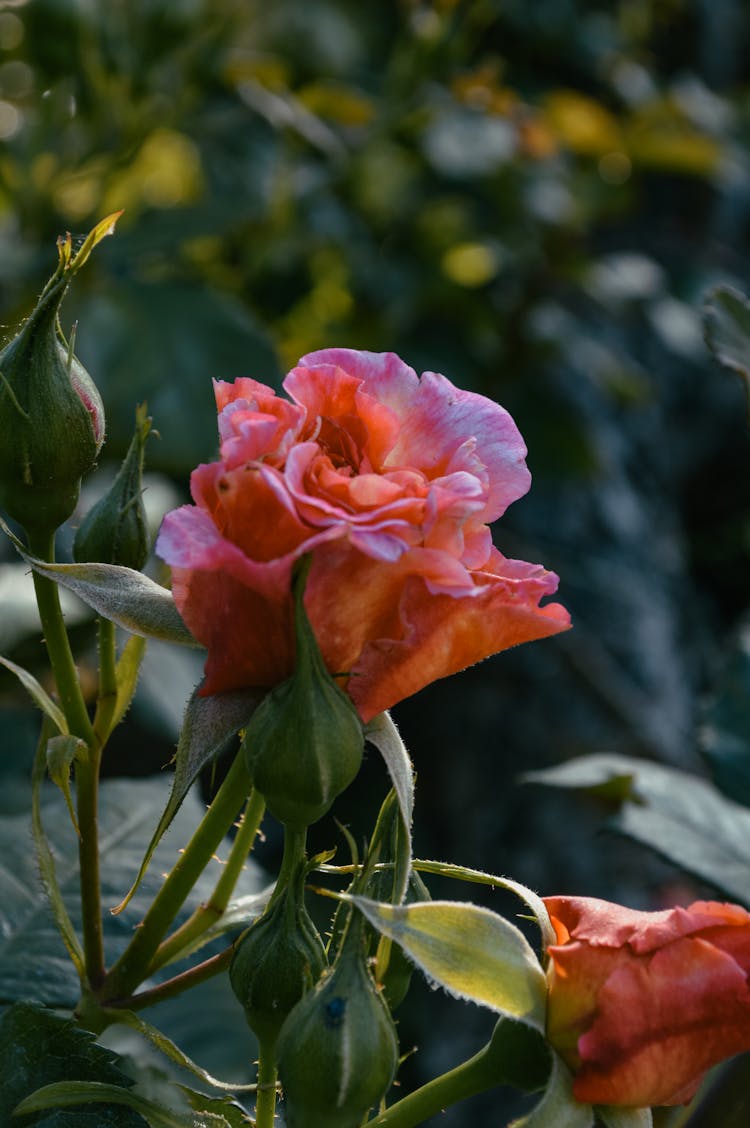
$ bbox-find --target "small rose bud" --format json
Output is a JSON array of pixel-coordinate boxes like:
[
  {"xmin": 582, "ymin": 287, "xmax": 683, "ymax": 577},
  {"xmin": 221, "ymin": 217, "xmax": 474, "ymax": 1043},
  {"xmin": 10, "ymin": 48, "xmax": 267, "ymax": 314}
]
[
  {"xmin": 277, "ymin": 921, "xmax": 398, "ymax": 1128},
  {"xmin": 242, "ymin": 560, "xmax": 364, "ymax": 829},
  {"xmin": 0, "ymin": 217, "xmax": 118, "ymax": 536},
  {"xmin": 74, "ymin": 404, "xmax": 152, "ymax": 570},
  {"xmin": 229, "ymin": 861, "xmax": 326, "ymax": 1049}
]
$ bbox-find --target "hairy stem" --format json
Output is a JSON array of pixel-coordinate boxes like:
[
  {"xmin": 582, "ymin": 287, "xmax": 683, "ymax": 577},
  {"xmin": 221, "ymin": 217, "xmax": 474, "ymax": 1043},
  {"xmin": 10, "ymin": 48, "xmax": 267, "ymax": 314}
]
[
  {"xmin": 28, "ymin": 531, "xmax": 104, "ymax": 986},
  {"xmin": 112, "ymin": 947, "xmax": 233, "ymax": 1012},
  {"xmin": 100, "ymin": 749, "xmax": 252, "ymax": 1001},
  {"xmin": 148, "ymin": 786, "xmax": 266, "ymax": 973},
  {"xmin": 367, "ymin": 1045, "xmax": 496, "ymax": 1128},
  {"xmin": 254, "ymin": 1041, "xmax": 279, "ymax": 1128},
  {"xmin": 93, "ymin": 617, "xmax": 118, "ymax": 746}
]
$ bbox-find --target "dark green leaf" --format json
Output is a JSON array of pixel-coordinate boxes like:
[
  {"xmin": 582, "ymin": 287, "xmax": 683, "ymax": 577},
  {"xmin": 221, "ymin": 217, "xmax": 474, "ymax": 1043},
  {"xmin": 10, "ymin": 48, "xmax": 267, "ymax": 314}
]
[
  {"xmin": 0, "ymin": 775, "xmax": 267, "ymax": 1009},
  {"xmin": 526, "ymin": 754, "xmax": 750, "ymax": 906},
  {"xmin": 72, "ymin": 281, "xmax": 281, "ymax": 477},
  {"xmin": 484, "ymin": 1017, "xmax": 550, "ymax": 1092},
  {"xmin": 0, "ymin": 1000, "xmax": 145, "ymax": 1127},
  {"xmin": 13, "ymin": 1081, "xmax": 227, "ymax": 1127}
]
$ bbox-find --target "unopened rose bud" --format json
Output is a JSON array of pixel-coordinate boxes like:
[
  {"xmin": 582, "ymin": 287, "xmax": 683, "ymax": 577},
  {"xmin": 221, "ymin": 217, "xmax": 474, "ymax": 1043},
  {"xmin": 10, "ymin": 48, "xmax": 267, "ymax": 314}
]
[
  {"xmin": 0, "ymin": 217, "xmax": 118, "ymax": 536},
  {"xmin": 242, "ymin": 560, "xmax": 364, "ymax": 829},
  {"xmin": 277, "ymin": 921, "xmax": 398, "ymax": 1128},
  {"xmin": 230, "ymin": 861, "xmax": 326, "ymax": 1049},
  {"xmin": 74, "ymin": 404, "xmax": 152, "ymax": 570}
]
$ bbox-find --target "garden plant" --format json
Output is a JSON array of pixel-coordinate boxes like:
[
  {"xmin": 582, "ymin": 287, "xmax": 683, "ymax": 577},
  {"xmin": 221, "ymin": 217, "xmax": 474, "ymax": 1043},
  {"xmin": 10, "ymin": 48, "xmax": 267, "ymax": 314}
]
[{"xmin": 1, "ymin": 212, "xmax": 750, "ymax": 1128}]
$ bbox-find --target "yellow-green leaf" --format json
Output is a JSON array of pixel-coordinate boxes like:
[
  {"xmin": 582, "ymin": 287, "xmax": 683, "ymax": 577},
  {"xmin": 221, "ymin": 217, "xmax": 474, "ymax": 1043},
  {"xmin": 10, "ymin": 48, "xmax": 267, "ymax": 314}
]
[
  {"xmin": 46, "ymin": 734, "xmax": 86, "ymax": 835},
  {"xmin": 349, "ymin": 896, "xmax": 547, "ymax": 1030}
]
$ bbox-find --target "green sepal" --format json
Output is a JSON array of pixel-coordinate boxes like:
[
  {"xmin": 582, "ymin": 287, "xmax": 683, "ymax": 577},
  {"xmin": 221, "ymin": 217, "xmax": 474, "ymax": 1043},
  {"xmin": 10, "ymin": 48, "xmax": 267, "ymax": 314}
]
[{"xmin": 243, "ymin": 558, "xmax": 364, "ymax": 829}]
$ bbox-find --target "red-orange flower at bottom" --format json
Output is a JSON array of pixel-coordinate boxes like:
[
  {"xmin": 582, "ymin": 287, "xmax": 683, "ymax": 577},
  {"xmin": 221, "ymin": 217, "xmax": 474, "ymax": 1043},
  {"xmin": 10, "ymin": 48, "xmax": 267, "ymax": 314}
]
[{"xmin": 543, "ymin": 895, "xmax": 750, "ymax": 1108}]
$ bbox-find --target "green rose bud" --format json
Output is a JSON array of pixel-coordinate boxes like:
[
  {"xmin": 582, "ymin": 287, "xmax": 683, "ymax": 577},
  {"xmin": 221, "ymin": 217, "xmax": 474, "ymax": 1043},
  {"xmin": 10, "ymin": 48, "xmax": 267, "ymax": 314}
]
[
  {"xmin": 242, "ymin": 559, "xmax": 364, "ymax": 830},
  {"xmin": 229, "ymin": 860, "xmax": 327, "ymax": 1049},
  {"xmin": 74, "ymin": 404, "xmax": 152, "ymax": 570},
  {"xmin": 277, "ymin": 920, "xmax": 398, "ymax": 1128},
  {"xmin": 0, "ymin": 216, "xmax": 118, "ymax": 536}
]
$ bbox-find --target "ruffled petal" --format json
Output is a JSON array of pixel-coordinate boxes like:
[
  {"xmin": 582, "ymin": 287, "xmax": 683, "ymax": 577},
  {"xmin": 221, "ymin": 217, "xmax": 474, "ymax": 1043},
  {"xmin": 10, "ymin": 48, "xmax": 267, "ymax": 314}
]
[
  {"xmin": 574, "ymin": 938, "xmax": 750, "ymax": 1107},
  {"xmin": 348, "ymin": 568, "xmax": 570, "ymax": 722}
]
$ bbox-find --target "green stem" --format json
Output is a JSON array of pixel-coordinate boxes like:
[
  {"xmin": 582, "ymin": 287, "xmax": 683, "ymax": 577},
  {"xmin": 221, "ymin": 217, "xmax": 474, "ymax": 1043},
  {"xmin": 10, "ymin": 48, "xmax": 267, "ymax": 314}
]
[
  {"xmin": 93, "ymin": 617, "xmax": 118, "ymax": 747},
  {"xmin": 270, "ymin": 824, "xmax": 307, "ymax": 909},
  {"xmin": 28, "ymin": 531, "xmax": 104, "ymax": 986},
  {"xmin": 255, "ymin": 1040, "xmax": 279, "ymax": 1128},
  {"xmin": 112, "ymin": 947, "xmax": 233, "ymax": 1013},
  {"xmin": 367, "ymin": 1046, "xmax": 496, "ymax": 1128},
  {"xmin": 27, "ymin": 532, "xmax": 95, "ymax": 746},
  {"xmin": 148, "ymin": 787, "xmax": 266, "ymax": 973},
  {"xmin": 99, "ymin": 750, "xmax": 252, "ymax": 1002}
]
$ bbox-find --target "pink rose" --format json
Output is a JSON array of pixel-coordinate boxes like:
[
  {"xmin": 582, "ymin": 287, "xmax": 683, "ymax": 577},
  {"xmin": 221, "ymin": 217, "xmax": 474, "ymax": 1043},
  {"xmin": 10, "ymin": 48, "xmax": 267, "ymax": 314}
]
[
  {"xmin": 157, "ymin": 349, "xmax": 569, "ymax": 721},
  {"xmin": 544, "ymin": 894, "xmax": 750, "ymax": 1107}
]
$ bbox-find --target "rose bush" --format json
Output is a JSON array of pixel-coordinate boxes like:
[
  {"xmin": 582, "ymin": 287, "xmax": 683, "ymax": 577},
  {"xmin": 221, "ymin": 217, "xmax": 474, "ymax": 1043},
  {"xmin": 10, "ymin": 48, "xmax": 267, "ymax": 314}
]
[
  {"xmin": 543, "ymin": 894, "xmax": 750, "ymax": 1108},
  {"xmin": 157, "ymin": 349, "xmax": 569, "ymax": 721}
]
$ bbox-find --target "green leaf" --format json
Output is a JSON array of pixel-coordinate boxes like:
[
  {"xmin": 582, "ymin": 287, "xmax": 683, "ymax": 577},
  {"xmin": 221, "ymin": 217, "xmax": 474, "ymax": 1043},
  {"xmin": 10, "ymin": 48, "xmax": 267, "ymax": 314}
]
[
  {"xmin": 0, "ymin": 518, "xmax": 196, "ymax": 646},
  {"xmin": 509, "ymin": 1053, "xmax": 594, "ymax": 1128},
  {"xmin": 0, "ymin": 1000, "xmax": 144, "ymax": 1127},
  {"xmin": 113, "ymin": 684, "xmax": 263, "ymax": 914},
  {"xmin": 485, "ymin": 1017, "xmax": 551, "ymax": 1093},
  {"xmin": 0, "ymin": 774, "xmax": 266, "ymax": 1009},
  {"xmin": 113, "ymin": 634, "xmax": 148, "ymax": 731},
  {"xmin": 414, "ymin": 859, "xmax": 556, "ymax": 953},
  {"xmin": 179, "ymin": 1090, "xmax": 253, "ymax": 1127},
  {"xmin": 597, "ymin": 1107, "xmax": 653, "ymax": 1128},
  {"xmin": 349, "ymin": 896, "xmax": 547, "ymax": 1030},
  {"xmin": 32, "ymin": 721, "xmax": 86, "ymax": 981},
  {"xmin": 703, "ymin": 284, "xmax": 750, "ymax": 408},
  {"xmin": 364, "ymin": 711, "xmax": 414, "ymax": 852},
  {"xmin": 526, "ymin": 753, "xmax": 750, "ymax": 906},
  {"xmin": 13, "ymin": 1081, "xmax": 229, "ymax": 1128},
  {"xmin": 0, "ymin": 655, "xmax": 67, "ymax": 734},
  {"xmin": 108, "ymin": 1011, "xmax": 259, "ymax": 1093},
  {"xmin": 46, "ymin": 734, "xmax": 86, "ymax": 834}
]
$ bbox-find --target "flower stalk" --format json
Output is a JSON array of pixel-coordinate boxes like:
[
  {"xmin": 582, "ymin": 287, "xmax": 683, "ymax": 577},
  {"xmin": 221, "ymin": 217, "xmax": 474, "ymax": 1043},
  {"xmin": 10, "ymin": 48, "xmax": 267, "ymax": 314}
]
[{"xmin": 100, "ymin": 748, "xmax": 252, "ymax": 1002}]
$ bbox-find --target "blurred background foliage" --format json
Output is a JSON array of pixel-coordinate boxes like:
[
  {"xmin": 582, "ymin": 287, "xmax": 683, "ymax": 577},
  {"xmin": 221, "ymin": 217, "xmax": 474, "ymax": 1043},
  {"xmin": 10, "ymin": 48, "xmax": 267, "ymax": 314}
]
[{"xmin": 3, "ymin": 0, "xmax": 750, "ymax": 1120}]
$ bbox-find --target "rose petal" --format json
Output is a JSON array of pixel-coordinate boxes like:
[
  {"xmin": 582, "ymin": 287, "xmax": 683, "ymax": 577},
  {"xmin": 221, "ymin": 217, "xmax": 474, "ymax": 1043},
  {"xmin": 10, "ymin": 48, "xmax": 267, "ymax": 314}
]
[
  {"xmin": 349, "ymin": 568, "xmax": 570, "ymax": 722},
  {"xmin": 574, "ymin": 938, "xmax": 750, "ymax": 1107}
]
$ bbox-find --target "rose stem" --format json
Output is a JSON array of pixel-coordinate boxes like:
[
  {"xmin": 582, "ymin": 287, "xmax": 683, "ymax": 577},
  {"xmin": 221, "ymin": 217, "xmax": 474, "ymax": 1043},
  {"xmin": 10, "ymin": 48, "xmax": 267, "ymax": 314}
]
[
  {"xmin": 28, "ymin": 530, "xmax": 104, "ymax": 987},
  {"xmin": 100, "ymin": 748, "xmax": 251, "ymax": 1002},
  {"xmin": 147, "ymin": 786, "xmax": 266, "ymax": 974},
  {"xmin": 366, "ymin": 1044, "xmax": 499, "ymax": 1128}
]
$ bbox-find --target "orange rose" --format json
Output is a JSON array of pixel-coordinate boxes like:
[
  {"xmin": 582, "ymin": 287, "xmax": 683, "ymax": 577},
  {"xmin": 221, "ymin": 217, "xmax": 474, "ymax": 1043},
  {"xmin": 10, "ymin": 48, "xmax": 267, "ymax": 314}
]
[
  {"xmin": 157, "ymin": 349, "xmax": 569, "ymax": 720},
  {"xmin": 543, "ymin": 895, "xmax": 750, "ymax": 1107}
]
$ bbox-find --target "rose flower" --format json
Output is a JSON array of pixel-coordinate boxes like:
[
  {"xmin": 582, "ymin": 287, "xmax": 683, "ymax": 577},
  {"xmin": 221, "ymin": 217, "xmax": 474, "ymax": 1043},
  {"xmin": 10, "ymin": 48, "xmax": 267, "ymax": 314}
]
[
  {"xmin": 543, "ymin": 895, "xmax": 750, "ymax": 1108},
  {"xmin": 157, "ymin": 349, "xmax": 569, "ymax": 721}
]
